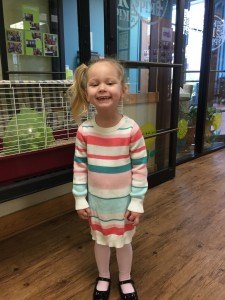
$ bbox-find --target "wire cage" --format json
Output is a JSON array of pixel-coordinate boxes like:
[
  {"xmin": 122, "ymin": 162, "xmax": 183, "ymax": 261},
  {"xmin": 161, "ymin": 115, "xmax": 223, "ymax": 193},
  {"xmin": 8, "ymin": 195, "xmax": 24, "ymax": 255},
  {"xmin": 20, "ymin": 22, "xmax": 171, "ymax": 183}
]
[
  {"xmin": 0, "ymin": 80, "xmax": 80, "ymax": 185},
  {"xmin": 0, "ymin": 80, "xmax": 78, "ymax": 156}
]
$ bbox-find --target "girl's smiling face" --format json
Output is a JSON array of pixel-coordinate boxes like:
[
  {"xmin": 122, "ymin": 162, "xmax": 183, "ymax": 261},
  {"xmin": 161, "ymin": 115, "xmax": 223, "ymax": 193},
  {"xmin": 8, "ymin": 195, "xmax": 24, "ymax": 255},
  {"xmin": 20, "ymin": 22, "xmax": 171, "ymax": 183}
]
[{"xmin": 86, "ymin": 61, "xmax": 125, "ymax": 114}]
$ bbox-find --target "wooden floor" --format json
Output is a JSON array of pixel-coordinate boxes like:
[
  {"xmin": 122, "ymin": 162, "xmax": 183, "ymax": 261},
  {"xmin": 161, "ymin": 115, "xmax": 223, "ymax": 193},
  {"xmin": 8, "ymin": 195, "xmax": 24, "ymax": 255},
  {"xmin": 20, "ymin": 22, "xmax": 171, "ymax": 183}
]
[{"xmin": 1, "ymin": 149, "xmax": 225, "ymax": 300}]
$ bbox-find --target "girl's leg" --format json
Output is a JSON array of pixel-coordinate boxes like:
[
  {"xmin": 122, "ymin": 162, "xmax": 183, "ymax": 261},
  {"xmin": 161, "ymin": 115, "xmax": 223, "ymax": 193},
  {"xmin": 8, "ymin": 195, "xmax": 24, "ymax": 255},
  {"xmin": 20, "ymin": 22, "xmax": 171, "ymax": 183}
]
[
  {"xmin": 116, "ymin": 243, "xmax": 135, "ymax": 293},
  {"xmin": 94, "ymin": 243, "xmax": 111, "ymax": 291}
]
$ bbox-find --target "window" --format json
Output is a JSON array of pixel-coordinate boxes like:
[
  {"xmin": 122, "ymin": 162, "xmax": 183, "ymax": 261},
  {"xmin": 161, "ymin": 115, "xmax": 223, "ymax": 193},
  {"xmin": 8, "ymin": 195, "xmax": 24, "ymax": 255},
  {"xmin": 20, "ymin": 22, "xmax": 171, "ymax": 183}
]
[{"xmin": 2, "ymin": 0, "xmax": 62, "ymax": 80}]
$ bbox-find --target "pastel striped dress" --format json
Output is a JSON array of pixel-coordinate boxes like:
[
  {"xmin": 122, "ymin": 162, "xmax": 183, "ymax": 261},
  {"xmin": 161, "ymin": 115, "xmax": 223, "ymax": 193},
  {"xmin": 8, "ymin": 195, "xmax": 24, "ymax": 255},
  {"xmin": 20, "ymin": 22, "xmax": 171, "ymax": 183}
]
[{"xmin": 72, "ymin": 115, "xmax": 148, "ymax": 248}]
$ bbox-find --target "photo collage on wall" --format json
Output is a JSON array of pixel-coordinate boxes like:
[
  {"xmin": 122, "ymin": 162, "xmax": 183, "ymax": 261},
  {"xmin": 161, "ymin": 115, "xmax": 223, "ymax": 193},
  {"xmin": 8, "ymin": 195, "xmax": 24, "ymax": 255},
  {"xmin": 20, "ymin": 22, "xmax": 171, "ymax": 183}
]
[{"xmin": 6, "ymin": 5, "xmax": 59, "ymax": 57}]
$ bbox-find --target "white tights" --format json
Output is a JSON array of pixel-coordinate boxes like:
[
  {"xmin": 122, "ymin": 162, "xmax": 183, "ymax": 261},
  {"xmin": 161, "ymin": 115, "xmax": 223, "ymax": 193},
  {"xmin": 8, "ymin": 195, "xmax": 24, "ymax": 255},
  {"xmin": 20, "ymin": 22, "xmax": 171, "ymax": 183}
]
[{"xmin": 94, "ymin": 243, "xmax": 134, "ymax": 293}]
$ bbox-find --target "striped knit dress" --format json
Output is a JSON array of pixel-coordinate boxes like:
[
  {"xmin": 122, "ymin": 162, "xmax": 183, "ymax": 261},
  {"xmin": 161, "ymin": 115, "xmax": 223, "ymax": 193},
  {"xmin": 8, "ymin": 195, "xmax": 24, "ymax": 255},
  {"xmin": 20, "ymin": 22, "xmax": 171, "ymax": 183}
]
[{"xmin": 72, "ymin": 115, "xmax": 148, "ymax": 248}]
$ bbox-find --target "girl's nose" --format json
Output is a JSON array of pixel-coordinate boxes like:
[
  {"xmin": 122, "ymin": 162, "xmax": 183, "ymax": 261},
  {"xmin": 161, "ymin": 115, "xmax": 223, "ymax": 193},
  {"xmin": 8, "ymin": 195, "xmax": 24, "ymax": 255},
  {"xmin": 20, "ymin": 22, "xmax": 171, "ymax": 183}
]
[{"xmin": 98, "ymin": 83, "xmax": 106, "ymax": 91}]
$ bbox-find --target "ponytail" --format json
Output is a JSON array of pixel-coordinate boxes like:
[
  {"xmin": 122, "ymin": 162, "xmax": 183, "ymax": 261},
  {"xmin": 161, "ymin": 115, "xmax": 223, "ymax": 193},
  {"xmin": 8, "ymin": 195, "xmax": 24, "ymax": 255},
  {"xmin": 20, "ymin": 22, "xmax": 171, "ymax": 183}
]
[{"xmin": 68, "ymin": 64, "xmax": 89, "ymax": 121}]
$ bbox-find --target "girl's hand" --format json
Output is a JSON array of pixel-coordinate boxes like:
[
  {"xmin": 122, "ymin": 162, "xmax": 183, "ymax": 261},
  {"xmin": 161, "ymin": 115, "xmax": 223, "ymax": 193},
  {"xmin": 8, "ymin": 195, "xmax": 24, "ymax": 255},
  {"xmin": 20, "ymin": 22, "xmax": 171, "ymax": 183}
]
[
  {"xmin": 77, "ymin": 208, "xmax": 91, "ymax": 220},
  {"xmin": 124, "ymin": 210, "xmax": 142, "ymax": 226}
]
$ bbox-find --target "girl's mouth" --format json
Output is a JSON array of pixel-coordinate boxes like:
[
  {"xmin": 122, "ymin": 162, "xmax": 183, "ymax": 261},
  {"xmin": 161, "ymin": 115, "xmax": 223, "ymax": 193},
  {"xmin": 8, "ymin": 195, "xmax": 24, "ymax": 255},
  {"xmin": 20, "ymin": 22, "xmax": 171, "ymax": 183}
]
[{"xmin": 96, "ymin": 96, "xmax": 111, "ymax": 101}]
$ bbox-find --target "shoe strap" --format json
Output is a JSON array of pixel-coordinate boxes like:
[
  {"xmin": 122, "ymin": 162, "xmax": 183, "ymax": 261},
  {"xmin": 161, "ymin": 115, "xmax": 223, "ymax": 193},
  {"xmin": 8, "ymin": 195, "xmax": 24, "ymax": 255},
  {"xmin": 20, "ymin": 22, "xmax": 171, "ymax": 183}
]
[
  {"xmin": 97, "ymin": 276, "xmax": 111, "ymax": 283},
  {"xmin": 119, "ymin": 279, "xmax": 134, "ymax": 285}
]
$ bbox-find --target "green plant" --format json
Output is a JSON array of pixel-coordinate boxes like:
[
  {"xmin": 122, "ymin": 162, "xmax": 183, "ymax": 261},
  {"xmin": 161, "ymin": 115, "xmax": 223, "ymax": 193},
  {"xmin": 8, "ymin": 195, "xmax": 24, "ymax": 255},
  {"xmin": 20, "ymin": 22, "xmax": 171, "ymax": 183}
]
[
  {"xmin": 218, "ymin": 97, "xmax": 225, "ymax": 105},
  {"xmin": 184, "ymin": 105, "xmax": 222, "ymax": 128},
  {"xmin": 187, "ymin": 105, "xmax": 198, "ymax": 126},
  {"xmin": 206, "ymin": 106, "xmax": 218, "ymax": 123}
]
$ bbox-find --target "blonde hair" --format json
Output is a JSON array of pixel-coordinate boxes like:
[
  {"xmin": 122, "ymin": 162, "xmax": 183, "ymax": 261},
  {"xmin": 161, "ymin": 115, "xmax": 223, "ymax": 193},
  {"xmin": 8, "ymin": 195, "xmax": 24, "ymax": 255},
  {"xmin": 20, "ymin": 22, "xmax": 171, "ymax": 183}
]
[{"xmin": 69, "ymin": 58, "xmax": 128, "ymax": 120}]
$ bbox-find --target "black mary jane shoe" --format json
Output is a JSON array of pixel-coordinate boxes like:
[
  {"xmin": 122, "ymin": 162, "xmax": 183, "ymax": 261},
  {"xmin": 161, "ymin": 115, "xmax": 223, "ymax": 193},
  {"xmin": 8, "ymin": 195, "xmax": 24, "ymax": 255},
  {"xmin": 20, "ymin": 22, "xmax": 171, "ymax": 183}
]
[
  {"xmin": 93, "ymin": 277, "xmax": 111, "ymax": 300},
  {"xmin": 119, "ymin": 279, "xmax": 138, "ymax": 300}
]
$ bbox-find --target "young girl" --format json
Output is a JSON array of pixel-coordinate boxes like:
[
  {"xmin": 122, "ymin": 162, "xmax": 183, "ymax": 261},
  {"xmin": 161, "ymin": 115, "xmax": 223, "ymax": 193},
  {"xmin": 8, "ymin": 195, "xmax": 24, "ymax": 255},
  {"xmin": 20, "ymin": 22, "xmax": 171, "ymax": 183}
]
[{"xmin": 70, "ymin": 58, "xmax": 148, "ymax": 300}]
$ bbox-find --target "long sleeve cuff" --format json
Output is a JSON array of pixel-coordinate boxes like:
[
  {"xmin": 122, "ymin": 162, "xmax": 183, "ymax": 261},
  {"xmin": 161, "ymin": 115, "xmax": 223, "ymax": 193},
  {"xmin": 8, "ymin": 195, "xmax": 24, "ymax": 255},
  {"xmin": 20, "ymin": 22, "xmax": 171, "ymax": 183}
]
[
  {"xmin": 127, "ymin": 198, "xmax": 144, "ymax": 213},
  {"xmin": 75, "ymin": 196, "xmax": 89, "ymax": 210}
]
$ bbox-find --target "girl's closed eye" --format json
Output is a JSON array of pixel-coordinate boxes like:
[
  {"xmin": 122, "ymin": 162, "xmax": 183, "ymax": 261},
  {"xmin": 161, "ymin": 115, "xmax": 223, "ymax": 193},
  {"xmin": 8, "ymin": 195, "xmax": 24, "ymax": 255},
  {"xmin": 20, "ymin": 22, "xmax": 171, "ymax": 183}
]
[
  {"xmin": 107, "ymin": 81, "xmax": 115, "ymax": 85},
  {"xmin": 89, "ymin": 82, "xmax": 98, "ymax": 87}
]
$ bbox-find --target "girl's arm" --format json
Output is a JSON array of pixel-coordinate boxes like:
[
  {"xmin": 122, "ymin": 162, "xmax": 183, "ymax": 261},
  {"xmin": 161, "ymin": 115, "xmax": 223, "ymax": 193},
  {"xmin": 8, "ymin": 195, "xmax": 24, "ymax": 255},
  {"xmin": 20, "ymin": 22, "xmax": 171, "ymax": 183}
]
[
  {"xmin": 72, "ymin": 125, "xmax": 89, "ymax": 210},
  {"xmin": 128, "ymin": 121, "xmax": 148, "ymax": 214}
]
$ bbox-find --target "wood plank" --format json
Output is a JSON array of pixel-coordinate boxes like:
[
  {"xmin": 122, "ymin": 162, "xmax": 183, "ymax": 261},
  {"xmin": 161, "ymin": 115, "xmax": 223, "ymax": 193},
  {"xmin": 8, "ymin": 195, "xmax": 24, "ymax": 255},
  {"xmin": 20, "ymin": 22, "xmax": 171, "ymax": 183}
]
[{"xmin": 1, "ymin": 149, "xmax": 225, "ymax": 299}]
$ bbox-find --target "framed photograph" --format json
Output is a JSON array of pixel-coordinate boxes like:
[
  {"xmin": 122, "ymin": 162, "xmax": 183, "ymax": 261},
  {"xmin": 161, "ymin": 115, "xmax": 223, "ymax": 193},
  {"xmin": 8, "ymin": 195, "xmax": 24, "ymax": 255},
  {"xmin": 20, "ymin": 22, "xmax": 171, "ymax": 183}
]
[
  {"xmin": 7, "ymin": 42, "xmax": 23, "ymax": 55},
  {"xmin": 6, "ymin": 29, "xmax": 24, "ymax": 55},
  {"xmin": 43, "ymin": 33, "xmax": 59, "ymax": 57}
]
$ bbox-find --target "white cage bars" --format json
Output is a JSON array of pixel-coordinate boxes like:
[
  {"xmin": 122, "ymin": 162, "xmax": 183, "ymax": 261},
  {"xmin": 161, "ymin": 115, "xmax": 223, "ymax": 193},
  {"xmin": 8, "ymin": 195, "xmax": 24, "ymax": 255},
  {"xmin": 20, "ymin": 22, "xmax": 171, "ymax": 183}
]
[
  {"xmin": 0, "ymin": 80, "xmax": 123, "ymax": 157},
  {"xmin": 0, "ymin": 80, "xmax": 78, "ymax": 156}
]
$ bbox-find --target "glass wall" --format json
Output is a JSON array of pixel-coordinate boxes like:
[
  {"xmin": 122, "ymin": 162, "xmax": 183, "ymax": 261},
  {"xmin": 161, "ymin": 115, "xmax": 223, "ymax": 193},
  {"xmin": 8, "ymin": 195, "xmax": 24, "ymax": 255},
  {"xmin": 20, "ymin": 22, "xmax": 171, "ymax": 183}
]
[
  {"xmin": 115, "ymin": 0, "xmax": 182, "ymax": 179},
  {"xmin": 121, "ymin": 65, "xmax": 175, "ymax": 174},
  {"xmin": 117, "ymin": 0, "xmax": 175, "ymax": 93},
  {"xmin": 2, "ymin": 0, "xmax": 61, "ymax": 80},
  {"xmin": 176, "ymin": 0, "xmax": 205, "ymax": 160},
  {"xmin": 204, "ymin": 0, "xmax": 225, "ymax": 151},
  {"xmin": 117, "ymin": 0, "xmax": 175, "ymax": 63}
]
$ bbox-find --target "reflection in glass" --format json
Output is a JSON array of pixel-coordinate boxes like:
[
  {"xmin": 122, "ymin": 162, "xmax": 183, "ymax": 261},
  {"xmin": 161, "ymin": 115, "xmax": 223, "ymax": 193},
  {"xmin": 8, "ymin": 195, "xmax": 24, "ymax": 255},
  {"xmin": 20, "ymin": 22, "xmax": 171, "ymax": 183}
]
[
  {"xmin": 204, "ymin": 1, "xmax": 225, "ymax": 151},
  {"xmin": 117, "ymin": 1, "xmax": 176, "ymax": 168},
  {"xmin": 124, "ymin": 67, "xmax": 172, "ymax": 132},
  {"xmin": 145, "ymin": 133, "xmax": 170, "ymax": 174},
  {"xmin": 123, "ymin": 66, "xmax": 173, "ymax": 174},
  {"xmin": 117, "ymin": 0, "xmax": 175, "ymax": 63},
  {"xmin": 176, "ymin": 1, "xmax": 205, "ymax": 161},
  {"xmin": 177, "ymin": 79, "xmax": 198, "ymax": 159}
]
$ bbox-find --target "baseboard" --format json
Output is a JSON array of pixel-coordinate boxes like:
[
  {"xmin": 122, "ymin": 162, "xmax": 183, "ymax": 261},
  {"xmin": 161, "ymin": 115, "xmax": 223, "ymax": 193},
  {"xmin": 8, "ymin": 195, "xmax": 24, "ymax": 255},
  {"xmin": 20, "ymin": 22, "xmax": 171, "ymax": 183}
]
[{"xmin": 0, "ymin": 193, "xmax": 74, "ymax": 241}]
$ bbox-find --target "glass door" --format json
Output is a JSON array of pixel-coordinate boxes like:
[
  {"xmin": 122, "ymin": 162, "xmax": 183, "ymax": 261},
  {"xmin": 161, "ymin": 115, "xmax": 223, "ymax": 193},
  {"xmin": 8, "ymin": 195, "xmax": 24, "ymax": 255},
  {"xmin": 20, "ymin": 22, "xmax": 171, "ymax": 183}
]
[
  {"xmin": 176, "ymin": 0, "xmax": 205, "ymax": 161},
  {"xmin": 102, "ymin": 0, "xmax": 185, "ymax": 187},
  {"xmin": 176, "ymin": 0, "xmax": 225, "ymax": 161},
  {"xmin": 204, "ymin": 0, "xmax": 225, "ymax": 152}
]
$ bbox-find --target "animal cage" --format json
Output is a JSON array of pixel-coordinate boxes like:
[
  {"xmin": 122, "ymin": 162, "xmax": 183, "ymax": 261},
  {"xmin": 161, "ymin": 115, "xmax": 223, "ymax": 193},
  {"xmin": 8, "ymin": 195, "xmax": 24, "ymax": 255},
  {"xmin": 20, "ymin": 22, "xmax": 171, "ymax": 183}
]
[
  {"xmin": 0, "ymin": 80, "xmax": 123, "ymax": 187},
  {"xmin": 0, "ymin": 80, "xmax": 78, "ymax": 185}
]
